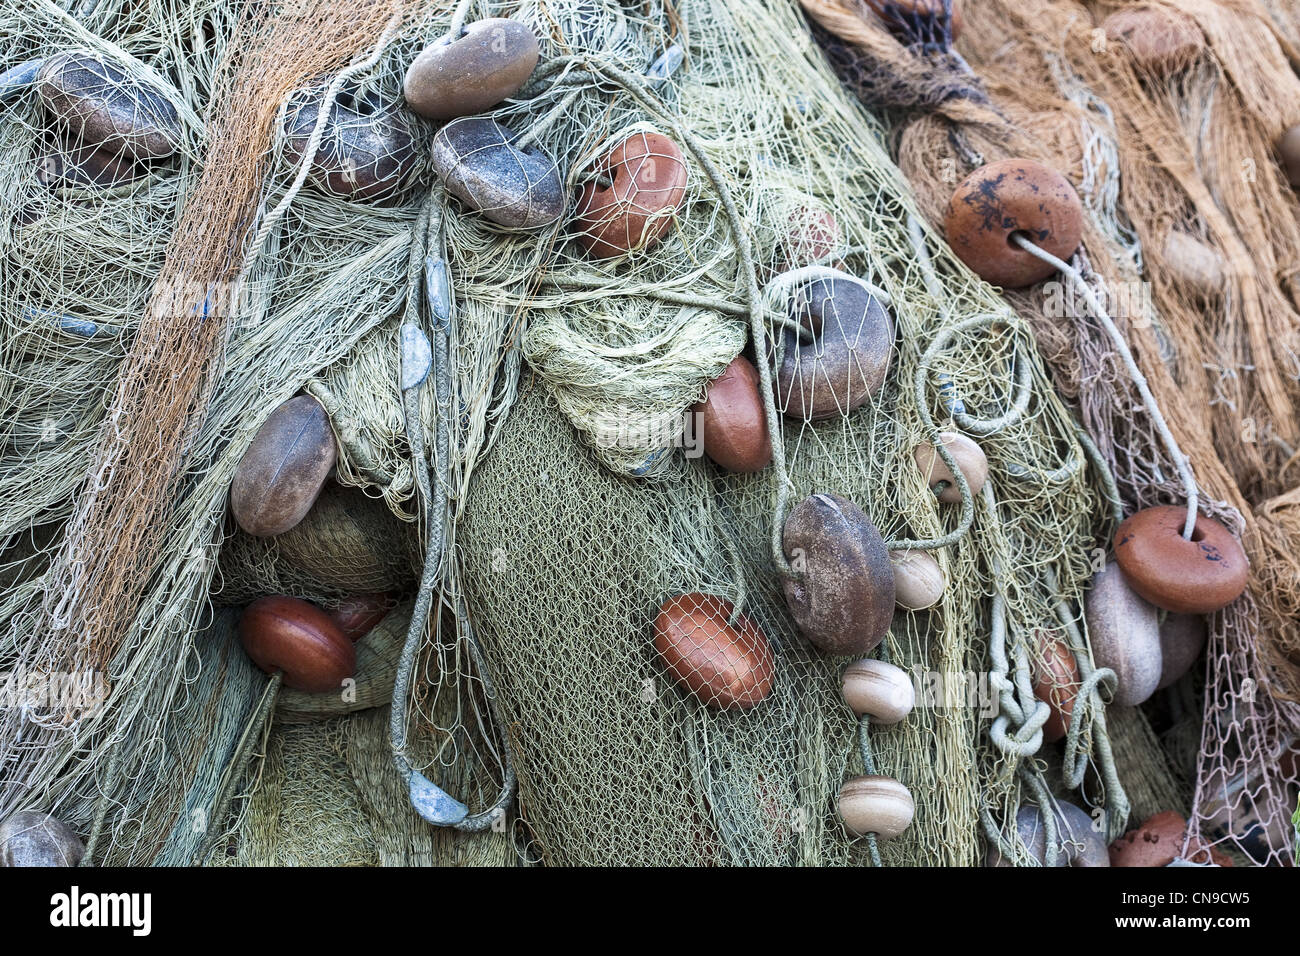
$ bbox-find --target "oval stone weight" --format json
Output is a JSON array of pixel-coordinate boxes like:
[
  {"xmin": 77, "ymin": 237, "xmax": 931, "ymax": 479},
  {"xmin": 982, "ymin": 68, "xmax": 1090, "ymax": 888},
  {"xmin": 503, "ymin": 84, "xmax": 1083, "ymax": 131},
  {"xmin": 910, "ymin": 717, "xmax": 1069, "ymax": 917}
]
[
  {"xmin": 431, "ymin": 117, "xmax": 564, "ymax": 229},
  {"xmin": 404, "ymin": 18, "xmax": 539, "ymax": 121},
  {"xmin": 284, "ymin": 83, "xmax": 420, "ymax": 202},
  {"xmin": 987, "ymin": 802, "xmax": 1109, "ymax": 867},
  {"xmin": 775, "ymin": 272, "xmax": 895, "ymax": 422},
  {"xmin": 1109, "ymin": 811, "xmax": 1231, "ymax": 867},
  {"xmin": 1281, "ymin": 125, "xmax": 1300, "ymax": 190},
  {"xmin": 0, "ymin": 811, "xmax": 85, "ymax": 867},
  {"xmin": 782, "ymin": 493, "xmax": 895, "ymax": 656},
  {"xmin": 37, "ymin": 51, "xmax": 181, "ymax": 160},
  {"xmin": 1156, "ymin": 612, "xmax": 1207, "ymax": 690},
  {"xmin": 1085, "ymin": 561, "xmax": 1161, "ymax": 708},
  {"xmin": 230, "ymin": 395, "xmax": 337, "ymax": 537},
  {"xmin": 37, "ymin": 139, "xmax": 144, "ymax": 189},
  {"xmin": 842, "ymin": 658, "xmax": 914, "ymax": 724}
]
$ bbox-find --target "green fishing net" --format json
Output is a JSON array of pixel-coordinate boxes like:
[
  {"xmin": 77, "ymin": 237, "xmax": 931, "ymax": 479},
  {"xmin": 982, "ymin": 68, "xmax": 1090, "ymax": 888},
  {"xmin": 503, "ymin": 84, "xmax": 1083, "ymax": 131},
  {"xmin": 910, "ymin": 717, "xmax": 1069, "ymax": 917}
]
[{"xmin": 449, "ymin": 0, "xmax": 1121, "ymax": 864}]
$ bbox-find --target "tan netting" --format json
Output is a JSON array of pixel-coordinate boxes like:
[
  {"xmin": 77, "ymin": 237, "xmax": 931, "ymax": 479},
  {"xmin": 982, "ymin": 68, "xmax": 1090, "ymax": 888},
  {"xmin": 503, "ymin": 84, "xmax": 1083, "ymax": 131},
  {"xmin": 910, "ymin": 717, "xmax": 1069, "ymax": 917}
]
[{"xmin": 803, "ymin": 0, "xmax": 1300, "ymax": 864}]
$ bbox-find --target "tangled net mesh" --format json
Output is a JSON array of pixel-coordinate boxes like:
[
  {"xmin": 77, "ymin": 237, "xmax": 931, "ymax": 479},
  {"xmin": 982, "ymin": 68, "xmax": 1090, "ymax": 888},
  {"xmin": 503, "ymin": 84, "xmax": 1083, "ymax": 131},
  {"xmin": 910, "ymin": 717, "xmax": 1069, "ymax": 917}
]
[
  {"xmin": 449, "ymin": 0, "xmax": 1122, "ymax": 865},
  {"xmin": 0, "ymin": 0, "xmax": 1210, "ymax": 866},
  {"xmin": 0, "ymin": 0, "xmax": 479, "ymax": 864},
  {"xmin": 803, "ymin": 0, "xmax": 1300, "ymax": 864}
]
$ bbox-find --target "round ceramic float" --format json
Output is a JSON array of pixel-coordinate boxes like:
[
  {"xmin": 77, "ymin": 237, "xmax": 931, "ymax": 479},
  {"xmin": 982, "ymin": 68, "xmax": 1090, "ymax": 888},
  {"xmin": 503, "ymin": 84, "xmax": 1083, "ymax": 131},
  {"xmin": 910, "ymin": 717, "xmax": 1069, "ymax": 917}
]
[
  {"xmin": 692, "ymin": 355, "xmax": 772, "ymax": 473},
  {"xmin": 889, "ymin": 550, "xmax": 945, "ymax": 609},
  {"xmin": 842, "ymin": 659, "xmax": 914, "ymax": 724},
  {"xmin": 914, "ymin": 432, "xmax": 987, "ymax": 504},
  {"xmin": 838, "ymin": 775, "xmax": 914, "ymax": 838},
  {"xmin": 1103, "ymin": 6, "xmax": 1204, "ymax": 74},
  {"xmin": 575, "ymin": 131, "xmax": 688, "ymax": 258},
  {"xmin": 652, "ymin": 593, "xmax": 775, "ymax": 710},
  {"xmin": 328, "ymin": 593, "xmax": 397, "ymax": 642},
  {"xmin": 944, "ymin": 159, "xmax": 1084, "ymax": 288},
  {"xmin": 1281, "ymin": 125, "xmax": 1300, "ymax": 190},
  {"xmin": 1113, "ymin": 506, "xmax": 1249, "ymax": 614},
  {"xmin": 240, "ymin": 595, "xmax": 356, "ymax": 693}
]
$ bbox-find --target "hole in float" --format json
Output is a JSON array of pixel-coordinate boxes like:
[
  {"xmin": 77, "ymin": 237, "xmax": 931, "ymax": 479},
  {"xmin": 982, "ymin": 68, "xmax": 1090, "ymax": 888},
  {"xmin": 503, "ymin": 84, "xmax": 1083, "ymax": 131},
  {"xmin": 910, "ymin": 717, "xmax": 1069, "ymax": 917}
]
[{"xmin": 1006, "ymin": 229, "xmax": 1032, "ymax": 250}]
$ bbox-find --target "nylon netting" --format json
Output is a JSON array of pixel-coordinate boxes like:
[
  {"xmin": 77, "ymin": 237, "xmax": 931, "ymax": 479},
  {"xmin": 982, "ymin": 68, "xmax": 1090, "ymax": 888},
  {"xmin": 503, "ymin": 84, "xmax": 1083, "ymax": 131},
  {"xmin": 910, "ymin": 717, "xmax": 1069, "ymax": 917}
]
[{"xmin": 0, "ymin": 0, "xmax": 1151, "ymax": 866}]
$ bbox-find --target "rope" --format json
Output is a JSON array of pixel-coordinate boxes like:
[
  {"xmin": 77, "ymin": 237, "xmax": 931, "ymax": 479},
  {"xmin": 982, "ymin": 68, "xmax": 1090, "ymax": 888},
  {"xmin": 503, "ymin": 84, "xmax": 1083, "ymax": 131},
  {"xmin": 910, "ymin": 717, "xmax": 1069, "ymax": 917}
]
[
  {"xmin": 1047, "ymin": 568, "xmax": 1130, "ymax": 840},
  {"xmin": 856, "ymin": 715, "xmax": 883, "ymax": 867},
  {"xmin": 239, "ymin": 13, "xmax": 403, "ymax": 276},
  {"xmin": 1013, "ymin": 236, "xmax": 1199, "ymax": 539},
  {"xmin": 389, "ymin": 191, "xmax": 516, "ymax": 831},
  {"xmin": 979, "ymin": 477, "xmax": 1129, "ymax": 856},
  {"xmin": 854, "ymin": 637, "xmax": 895, "ymax": 867},
  {"xmin": 446, "ymin": 0, "xmax": 473, "ymax": 42}
]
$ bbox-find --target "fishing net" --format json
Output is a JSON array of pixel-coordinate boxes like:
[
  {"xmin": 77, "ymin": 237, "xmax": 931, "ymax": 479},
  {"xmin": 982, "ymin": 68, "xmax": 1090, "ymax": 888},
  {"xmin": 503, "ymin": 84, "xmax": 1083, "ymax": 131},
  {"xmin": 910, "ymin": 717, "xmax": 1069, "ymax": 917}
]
[
  {"xmin": 1, "ymin": 0, "xmax": 1134, "ymax": 867},
  {"xmin": 0, "ymin": 0, "xmax": 503, "ymax": 866},
  {"xmin": 802, "ymin": 0, "xmax": 1300, "ymax": 865},
  {"xmin": 444, "ymin": 0, "xmax": 1127, "ymax": 866}
]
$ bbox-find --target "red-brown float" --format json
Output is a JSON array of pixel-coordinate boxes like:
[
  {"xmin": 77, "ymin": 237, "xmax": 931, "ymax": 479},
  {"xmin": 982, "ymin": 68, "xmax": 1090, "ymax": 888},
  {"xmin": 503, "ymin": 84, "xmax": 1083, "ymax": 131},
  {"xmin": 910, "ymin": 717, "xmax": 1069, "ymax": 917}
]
[
  {"xmin": 1113, "ymin": 506, "xmax": 1249, "ymax": 614},
  {"xmin": 944, "ymin": 159, "xmax": 1084, "ymax": 288},
  {"xmin": 653, "ymin": 593, "xmax": 775, "ymax": 710},
  {"xmin": 575, "ymin": 131, "xmax": 688, "ymax": 258},
  {"xmin": 240, "ymin": 595, "xmax": 356, "ymax": 693}
]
